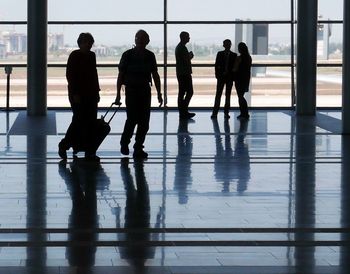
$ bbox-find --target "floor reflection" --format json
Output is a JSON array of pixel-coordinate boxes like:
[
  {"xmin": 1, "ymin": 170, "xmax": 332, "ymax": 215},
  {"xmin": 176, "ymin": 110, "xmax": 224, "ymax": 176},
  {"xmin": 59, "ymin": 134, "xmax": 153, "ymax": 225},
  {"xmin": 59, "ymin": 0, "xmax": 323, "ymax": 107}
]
[
  {"xmin": 116, "ymin": 159, "xmax": 161, "ymax": 271},
  {"xmin": 58, "ymin": 159, "xmax": 110, "ymax": 268},
  {"xmin": 26, "ymin": 135, "xmax": 47, "ymax": 268},
  {"xmin": 0, "ymin": 110, "xmax": 348, "ymax": 271},
  {"xmin": 294, "ymin": 116, "xmax": 316, "ymax": 273},
  {"xmin": 174, "ymin": 119, "xmax": 193, "ymax": 204},
  {"xmin": 213, "ymin": 118, "xmax": 250, "ymax": 193}
]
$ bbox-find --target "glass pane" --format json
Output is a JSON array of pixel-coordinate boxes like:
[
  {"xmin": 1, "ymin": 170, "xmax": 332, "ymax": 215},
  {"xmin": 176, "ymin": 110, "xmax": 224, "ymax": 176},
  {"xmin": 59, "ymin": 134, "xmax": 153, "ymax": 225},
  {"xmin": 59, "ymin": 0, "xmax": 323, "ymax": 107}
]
[
  {"xmin": 165, "ymin": 66, "xmax": 215, "ymax": 107},
  {"xmin": 318, "ymin": 0, "xmax": 343, "ymax": 20},
  {"xmin": 251, "ymin": 67, "xmax": 292, "ymax": 107},
  {"xmin": 47, "ymin": 67, "xmax": 165, "ymax": 108},
  {"xmin": 0, "ymin": 67, "xmax": 27, "ymax": 108},
  {"xmin": 316, "ymin": 66, "xmax": 342, "ymax": 107},
  {"xmin": 47, "ymin": 24, "xmax": 165, "ymax": 107},
  {"xmin": 0, "ymin": 1, "xmax": 27, "ymax": 20},
  {"xmin": 317, "ymin": 23, "xmax": 343, "ymax": 62},
  {"xmin": 0, "ymin": 25, "xmax": 27, "ymax": 64},
  {"xmin": 48, "ymin": 0, "xmax": 163, "ymax": 20},
  {"xmin": 165, "ymin": 66, "xmax": 292, "ymax": 108},
  {"xmin": 168, "ymin": 0, "xmax": 291, "ymax": 21},
  {"xmin": 48, "ymin": 24, "xmax": 164, "ymax": 63},
  {"xmin": 167, "ymin": 24, "xmax": 291, "ymax": 64}
]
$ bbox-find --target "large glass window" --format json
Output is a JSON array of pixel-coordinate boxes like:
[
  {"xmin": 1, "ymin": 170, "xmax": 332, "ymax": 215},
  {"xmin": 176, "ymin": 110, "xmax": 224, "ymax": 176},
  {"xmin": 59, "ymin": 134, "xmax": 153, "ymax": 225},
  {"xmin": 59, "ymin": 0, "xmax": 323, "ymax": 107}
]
[{"xmin": 0, "ymin": 0, "xmax": 346, "ymax": 108}]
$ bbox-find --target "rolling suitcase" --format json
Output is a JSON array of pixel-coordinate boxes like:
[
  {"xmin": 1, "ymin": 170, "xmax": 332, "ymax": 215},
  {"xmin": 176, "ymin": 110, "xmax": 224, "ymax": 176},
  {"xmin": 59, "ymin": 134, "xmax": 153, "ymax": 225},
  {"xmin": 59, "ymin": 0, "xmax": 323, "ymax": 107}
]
[{"xmin": 72, "ymin": 102, "xmax": 121, "ymax": 155}]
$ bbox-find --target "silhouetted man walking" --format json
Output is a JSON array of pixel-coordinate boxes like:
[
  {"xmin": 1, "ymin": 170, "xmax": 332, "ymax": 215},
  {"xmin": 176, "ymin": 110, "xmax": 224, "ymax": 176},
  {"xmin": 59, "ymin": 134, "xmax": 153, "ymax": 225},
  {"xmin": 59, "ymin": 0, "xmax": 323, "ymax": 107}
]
[{"xmin": 115, "ymin": 30, "xmax": 163, "ymax": 159}]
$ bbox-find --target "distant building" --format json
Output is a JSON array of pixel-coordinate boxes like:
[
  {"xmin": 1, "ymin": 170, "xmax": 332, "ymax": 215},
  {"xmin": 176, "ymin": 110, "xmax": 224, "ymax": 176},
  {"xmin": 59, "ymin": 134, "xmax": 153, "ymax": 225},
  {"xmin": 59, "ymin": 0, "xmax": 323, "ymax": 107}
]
[
  {"xmin": 0, "ymin": 44, "xmax": 6, "ymax": 58},
  {"xmin": 317, "ymin": 19, "xmax": 332, "ymax": 59},
  {"xmin": 1, "ymin": 31, "xmax": 27, "ymax": 54},
  {"xmin": 94, "ymin": 45, "xmax": 114, "ymax": 57},
  {"xmin": 48, "ymin": 33, "xmax": 64, "ymax": 52},
  {"xmin": 235, "ymin": 20, "xmax": 269, "ymax": 76}
]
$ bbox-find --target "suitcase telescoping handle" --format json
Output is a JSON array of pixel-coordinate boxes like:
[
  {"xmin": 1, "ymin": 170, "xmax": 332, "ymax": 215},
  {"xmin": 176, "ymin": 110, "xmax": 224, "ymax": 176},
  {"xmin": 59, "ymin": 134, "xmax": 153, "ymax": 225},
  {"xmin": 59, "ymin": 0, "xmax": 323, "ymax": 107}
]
[{"xmin": 102, "ymin": 102, "xmax": 121, "ymax": 124}]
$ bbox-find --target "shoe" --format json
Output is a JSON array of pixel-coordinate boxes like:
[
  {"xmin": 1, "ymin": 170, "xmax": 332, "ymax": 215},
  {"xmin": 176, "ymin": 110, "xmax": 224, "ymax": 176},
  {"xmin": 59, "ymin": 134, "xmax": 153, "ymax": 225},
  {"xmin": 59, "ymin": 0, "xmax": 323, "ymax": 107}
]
[
  {"xmin": 58, "ymin": 141, "xmax": 67, "ymax": 160},
  {"xmin": 84, "ymin": 154, "xmax": 100, "ymax": 162},
  {"xmin": 187, "ymin": 112, "xmax": 196, "ymax": 119},
  {"xmin": 180, "ymin": 112, "xmax": 196, "ymax": 119},
  {"xmin": 133, "ymin": 150, "xmax": 148, "ymax": 159},
  {"xmin": 121, "ymin": 145, "xmax": 129, "ymax": 155}
]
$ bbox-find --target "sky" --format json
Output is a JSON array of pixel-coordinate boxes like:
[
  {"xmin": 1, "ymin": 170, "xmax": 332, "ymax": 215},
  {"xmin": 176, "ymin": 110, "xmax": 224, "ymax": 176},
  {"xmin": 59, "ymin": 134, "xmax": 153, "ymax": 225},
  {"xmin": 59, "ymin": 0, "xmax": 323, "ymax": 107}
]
[{"xmin": 0, "ymin": 0, "xmax": 344, "ymax": 46}]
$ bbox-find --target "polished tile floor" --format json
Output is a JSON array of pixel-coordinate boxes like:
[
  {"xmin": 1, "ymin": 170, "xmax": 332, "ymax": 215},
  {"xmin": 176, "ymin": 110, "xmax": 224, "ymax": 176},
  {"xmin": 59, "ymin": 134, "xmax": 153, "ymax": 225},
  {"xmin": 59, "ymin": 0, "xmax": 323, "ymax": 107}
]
[{"xmin": 0, "ymin": 109, "xmax": 349, "ymax": 274}]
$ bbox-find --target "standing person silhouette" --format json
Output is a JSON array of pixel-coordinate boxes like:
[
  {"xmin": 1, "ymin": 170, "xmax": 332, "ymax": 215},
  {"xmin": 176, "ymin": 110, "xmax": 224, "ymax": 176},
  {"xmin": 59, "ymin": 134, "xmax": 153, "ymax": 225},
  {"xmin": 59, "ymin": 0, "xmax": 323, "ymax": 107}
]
[
  {"xmin": 234, "ymin": 42, "xmax": 252, "ymax": 119},
  {"xmin": 211, "ymin": 39, "xmax": 237, "ymax": 119},
  {"xmin": 58, "ymin": 32, "xmax": 100, "ymax": 161},
  {"xmin": 175, "ymin": 31, "xmax": 196, "ymax": 119},
  {"xmin": 115, "ymin": 30, "xmax": 163, "ymax": 159}
]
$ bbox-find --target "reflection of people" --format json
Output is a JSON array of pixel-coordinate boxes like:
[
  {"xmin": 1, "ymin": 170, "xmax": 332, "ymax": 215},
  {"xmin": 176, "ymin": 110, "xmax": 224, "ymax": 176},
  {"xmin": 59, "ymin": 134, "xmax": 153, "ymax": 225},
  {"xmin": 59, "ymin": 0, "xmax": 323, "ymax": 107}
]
[
  {"xmin": 233, "ymin": 119, "xmax": 250, "ymax": 193},
  {"xmin": 234, "ymin": 42, "xmax": 252, "ymax": 119},
  {"xmin": 116, "ymin": 159, "xmax": 161, "ymax": 270},
  {"xmin": 59, "ymin": 33, "xmax": 101, "ymax": 161},
  {"xmin": 174, "ymin": 119, "xmax": 193, "ymax": 204},
  {"xmin": 213, "ymin": 119, "xmax": 250, "ymax": 193},
  {"xmin": 211, "ymin": 39, "xmax": 237, "ymax": 119},
  {"xmin": 175, "ymin": 31, "xmax": 196, "ymax": 119},
  {"xmin": 212, "ymin": 118, "xmax": 233, "ymax": 192},
  {"xmin": 115, "ymin": 30, "xmax": 163, "ymax": 159},
  {"xmin": 58, "ymin": 159, "xmax": 110, "ymax": 268}
]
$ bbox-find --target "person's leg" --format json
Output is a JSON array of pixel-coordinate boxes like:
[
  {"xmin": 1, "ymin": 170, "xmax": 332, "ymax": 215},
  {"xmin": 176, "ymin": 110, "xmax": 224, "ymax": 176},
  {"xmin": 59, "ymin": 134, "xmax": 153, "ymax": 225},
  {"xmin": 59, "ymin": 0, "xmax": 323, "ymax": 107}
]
[
  {"xmin": 183, "ymin": 75, "xmax": 194, "ymax": 114},
  {"xmin": 224, "ymin": 80, "xmax": 233, "ymax": 118},
  {"xmin": 59, "ymin": 100, "xmax": 83, "ymax": 159},
  {"xmin": 84, "ymin": 99, "xmax": 98, "ymax": 158},
  {"xmin": 120, "ymin": 90, "xmax": 137, "ymax": 155},
  {"xmin": 237, "ymin": 89, "xmax": 249, "ymax": 117},
  {"xmin": 212, "ymin": 79, "xmax": 224, "ymax": 117},
  {"xmin": 134, "ymin": 91, "xmax": 151, "ymax": 158},
  {"xmin": 177, "ymin": 75, "xmax": 186, "ymax": 117}
]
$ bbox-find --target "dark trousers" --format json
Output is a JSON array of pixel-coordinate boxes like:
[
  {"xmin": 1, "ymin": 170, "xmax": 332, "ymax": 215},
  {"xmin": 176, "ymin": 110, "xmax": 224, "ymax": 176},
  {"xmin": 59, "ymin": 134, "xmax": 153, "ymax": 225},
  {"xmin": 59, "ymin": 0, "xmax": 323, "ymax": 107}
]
[
  {"xmin": 120, "ymin": 86, "xmax": 151, "ymax": 150},
  {"xmin": 62, "ymin": 97, "xmax": 98, "ymax": 155},
  {"xmin": 177, "ymin": 74, "xmax": 194, "ymax": 116},
  {"xmin": 212, "ymin": 77, "xmax": 234, "ymax": 116},
  {"xmin": 235, "ymin": 83, "xmax": 249, "ymax": 116}
]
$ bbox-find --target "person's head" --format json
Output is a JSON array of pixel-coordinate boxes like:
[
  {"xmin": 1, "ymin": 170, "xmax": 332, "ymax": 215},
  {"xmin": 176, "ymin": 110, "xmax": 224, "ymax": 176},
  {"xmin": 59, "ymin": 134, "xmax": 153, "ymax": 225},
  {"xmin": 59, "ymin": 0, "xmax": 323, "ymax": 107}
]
[
  {"xmin": 223, "ymin": 39, "xmax": 231, "ymax": 50},
  {"xmin": 77, "ymin": 32, "xmax": 94, "ymax": 52},
  {"xmin": 179, "ymin": 31, "xmax": 190, "ymax": 44},
  {"xmin": 134, "ymin": 29, "xmax": 150, "ymax": 49},
  {"xmin": 238, "ymin": 42, "xmax": 249, "ymax": 55}
]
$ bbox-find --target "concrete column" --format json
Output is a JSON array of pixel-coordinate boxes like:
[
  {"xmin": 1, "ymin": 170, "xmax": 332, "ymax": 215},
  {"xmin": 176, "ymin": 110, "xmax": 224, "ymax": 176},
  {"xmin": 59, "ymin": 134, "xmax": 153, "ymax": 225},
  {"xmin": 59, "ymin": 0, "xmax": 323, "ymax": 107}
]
[
  {"xmin": 342, "ymin": 0, "xmax": 350, "ymax": 134},
  {"xmin": 296, "ymin": 0, "xmax": 318, "ymax": 115},
  {"xmin": 27, "ymin": 0, "xmax": 47, "ymax": 116}
]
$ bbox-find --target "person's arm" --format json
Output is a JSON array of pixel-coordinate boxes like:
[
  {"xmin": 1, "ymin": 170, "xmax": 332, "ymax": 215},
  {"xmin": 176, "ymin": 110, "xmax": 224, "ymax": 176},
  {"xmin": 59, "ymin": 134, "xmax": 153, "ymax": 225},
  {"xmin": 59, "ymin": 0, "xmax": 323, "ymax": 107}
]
[
  {"xmin": 115, "ymin": 52, "xmax": 128, "ymax": 105},
  {"xmin": 115, "ymin": 71, "xmax": 124, "ymax": 105},
  {"xmin": 215, "ymin": 52, "xmax": 220, "ymax": 79},
  {"xmin": 66, "ymin": 51, "xmax": 81, "ymax": 103},
  {"xmin": 152, "ymin": 71, "xmax": 163, "ymax": 107},
  {"xmin": 92, "ymin": 52, "xmax": 101, "ymax": 102}
]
